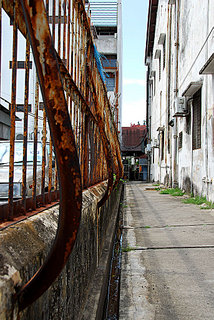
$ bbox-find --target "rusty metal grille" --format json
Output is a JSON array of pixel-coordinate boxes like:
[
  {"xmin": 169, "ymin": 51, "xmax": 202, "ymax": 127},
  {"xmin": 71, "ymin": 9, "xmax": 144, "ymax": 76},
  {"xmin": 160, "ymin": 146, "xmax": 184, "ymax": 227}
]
[
  {"xmin": 0, "ymin": 0, "xmax": 123, "ymax": 311},
  {"xmin": 0, "ymin": 0, "xmax": 123, "ymax": 224}
]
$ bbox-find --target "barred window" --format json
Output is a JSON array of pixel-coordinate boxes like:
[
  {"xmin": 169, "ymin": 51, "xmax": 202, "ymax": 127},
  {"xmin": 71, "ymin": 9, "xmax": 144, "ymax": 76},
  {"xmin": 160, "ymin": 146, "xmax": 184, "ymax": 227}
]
[{"xmin": 192, "ymin": 89, "xmax": 201, "ymax": 150}]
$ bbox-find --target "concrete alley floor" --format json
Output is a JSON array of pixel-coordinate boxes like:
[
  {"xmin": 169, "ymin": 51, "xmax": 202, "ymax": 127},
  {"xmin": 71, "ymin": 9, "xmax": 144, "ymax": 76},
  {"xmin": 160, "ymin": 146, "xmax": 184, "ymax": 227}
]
[{"xmin": 119, "ymin": 182, "xmax": 214, "ymax": 320}]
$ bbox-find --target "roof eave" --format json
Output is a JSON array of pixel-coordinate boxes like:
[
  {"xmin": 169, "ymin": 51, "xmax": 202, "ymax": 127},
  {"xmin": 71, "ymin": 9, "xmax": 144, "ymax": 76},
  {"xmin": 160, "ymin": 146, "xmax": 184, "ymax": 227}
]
[{"xmin": 145, "ymin": 0, "xmax": 159, "ymax": 64}]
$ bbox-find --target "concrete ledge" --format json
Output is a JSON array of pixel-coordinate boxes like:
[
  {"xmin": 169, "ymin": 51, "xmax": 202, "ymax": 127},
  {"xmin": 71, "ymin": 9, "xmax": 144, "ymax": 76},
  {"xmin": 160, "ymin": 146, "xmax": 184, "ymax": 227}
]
[{"xmin": 0, "ymin": 181, "xmax": 122, "ymax": 320}]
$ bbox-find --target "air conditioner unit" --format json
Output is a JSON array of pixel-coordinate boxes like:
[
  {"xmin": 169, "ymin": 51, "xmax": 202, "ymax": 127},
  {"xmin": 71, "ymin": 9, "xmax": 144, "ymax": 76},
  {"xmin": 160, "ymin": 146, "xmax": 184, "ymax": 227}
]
[
  {"xmin": 173, "ymin": 97, "xmax": 187, "ymax": 117},
  {"xmin": 146, "ymin": 144, "xmax": 152, "ymax": 153},
  {"xmin": 145, "ymin": 144, "xmax": 152, "ymax": 154}
]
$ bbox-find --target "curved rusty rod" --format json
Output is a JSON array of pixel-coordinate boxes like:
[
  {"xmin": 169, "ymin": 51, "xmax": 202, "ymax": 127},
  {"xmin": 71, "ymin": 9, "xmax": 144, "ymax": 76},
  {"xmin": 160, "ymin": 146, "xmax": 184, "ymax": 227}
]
[{"xmin": 16, "ymin": 0, "xmax": 82, "ymax": 311}]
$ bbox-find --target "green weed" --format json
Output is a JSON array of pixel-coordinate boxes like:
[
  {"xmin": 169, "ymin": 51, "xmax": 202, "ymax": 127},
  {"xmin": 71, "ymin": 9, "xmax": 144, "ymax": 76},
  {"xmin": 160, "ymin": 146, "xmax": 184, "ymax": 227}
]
[
  {"xmin": 122, "ymin": 245, "xmax": 134, "ymax": 252},
  {"xmin": 183, "ymin": 195, "xmax": 214, "ymax": 210},
  {"xmin": 160, "ymin": 188, "xmax": 184, "ymax": 196}
]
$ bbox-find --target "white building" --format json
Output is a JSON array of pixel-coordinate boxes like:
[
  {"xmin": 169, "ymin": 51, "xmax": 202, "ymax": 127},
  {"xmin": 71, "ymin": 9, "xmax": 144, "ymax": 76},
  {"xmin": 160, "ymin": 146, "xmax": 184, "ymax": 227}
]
[{"xmin": 145, "ymin": 0, "xmax": 214, "ymax": 201}]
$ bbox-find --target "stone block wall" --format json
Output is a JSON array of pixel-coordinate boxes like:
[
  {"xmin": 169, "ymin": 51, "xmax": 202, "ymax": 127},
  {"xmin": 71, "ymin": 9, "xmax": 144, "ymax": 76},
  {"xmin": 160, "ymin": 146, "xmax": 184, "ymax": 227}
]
[{"xmin": 0, "ymin": 181, "xmax": 122, "ymax": 320}]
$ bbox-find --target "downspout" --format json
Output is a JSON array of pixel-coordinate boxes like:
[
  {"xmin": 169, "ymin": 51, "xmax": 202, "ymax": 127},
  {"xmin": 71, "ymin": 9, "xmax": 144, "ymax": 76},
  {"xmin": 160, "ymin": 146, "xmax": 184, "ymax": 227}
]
[
  {"xmin": 146, "ymin": 63, "xmax": 151, "ymax": 182},
  {"xmin": 167, "ymin": 3, "xmax": 172, "ymax": 186},
  {"xmin": 190, "ymin": 99, "xmax": 193, "ymax": 195},
  {"xmin": 172, "ymin": 0, "xmax": 179, "ymax": 188},
  {"xmin": 205, "ymin": 0, "xmax": 209, "ymax": 198}
]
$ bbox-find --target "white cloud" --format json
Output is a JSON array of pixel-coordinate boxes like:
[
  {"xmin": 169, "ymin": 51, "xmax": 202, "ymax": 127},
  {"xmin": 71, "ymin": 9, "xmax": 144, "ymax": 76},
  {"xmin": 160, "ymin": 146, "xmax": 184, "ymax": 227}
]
[
  {"xmin": 123, "ymin": 78, "xmax": 146, "ymax": 87},
  {"xmin": 122, "ymin": 98, "xmax": 146, "ymax": 127}
]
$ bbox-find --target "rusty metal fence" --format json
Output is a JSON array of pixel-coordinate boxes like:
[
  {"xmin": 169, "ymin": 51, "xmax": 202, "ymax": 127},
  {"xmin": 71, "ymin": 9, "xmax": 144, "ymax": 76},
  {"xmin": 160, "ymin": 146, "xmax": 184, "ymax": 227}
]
[
  {"xmin": 0, "ymin": 0, "xmax": 123, "ymax": 223},
  {"xmin": 0, "ymin": 0, "xmax": 123, "ymax": 311}
]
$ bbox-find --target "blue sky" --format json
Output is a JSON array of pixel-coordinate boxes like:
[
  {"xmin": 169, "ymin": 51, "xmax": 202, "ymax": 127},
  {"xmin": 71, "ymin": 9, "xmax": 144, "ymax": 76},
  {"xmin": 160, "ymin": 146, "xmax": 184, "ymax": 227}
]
[{"xmin": 122, "ymin": 0, "xmax": 149, "ymax": 126}]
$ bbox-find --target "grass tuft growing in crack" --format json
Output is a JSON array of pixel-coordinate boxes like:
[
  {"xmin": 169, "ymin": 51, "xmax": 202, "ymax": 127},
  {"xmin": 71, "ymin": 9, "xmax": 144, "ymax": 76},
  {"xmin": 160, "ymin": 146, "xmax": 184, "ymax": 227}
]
[
  {"xmin": 160, "ymin": 188, "xmax": 185, "ymax": 196},
  {"xmin": 183, "ymin": 195, "xmax": 214, "ymax": 210}
]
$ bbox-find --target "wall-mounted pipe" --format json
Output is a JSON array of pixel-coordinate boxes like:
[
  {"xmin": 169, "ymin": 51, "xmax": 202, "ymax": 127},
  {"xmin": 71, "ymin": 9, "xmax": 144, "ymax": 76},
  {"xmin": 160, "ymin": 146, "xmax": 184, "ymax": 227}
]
[{"xmin": 172, "ymin": 0, "xmax": 180, "ymax": 188}]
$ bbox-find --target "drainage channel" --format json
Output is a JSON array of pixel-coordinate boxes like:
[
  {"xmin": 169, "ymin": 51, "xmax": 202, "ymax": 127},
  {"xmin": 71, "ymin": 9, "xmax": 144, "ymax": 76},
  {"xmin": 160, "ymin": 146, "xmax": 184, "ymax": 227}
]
[{"xmin": 102, "ymin": 192, "xmax": 123, "ymax": 319}]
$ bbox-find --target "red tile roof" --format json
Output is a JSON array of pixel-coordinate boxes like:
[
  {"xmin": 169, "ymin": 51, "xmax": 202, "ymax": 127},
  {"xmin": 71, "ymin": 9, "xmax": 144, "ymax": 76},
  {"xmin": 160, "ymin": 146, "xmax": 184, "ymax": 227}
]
[{"xmin": 122, "ymin": 125, "xmax": 147, "ymax": 152}]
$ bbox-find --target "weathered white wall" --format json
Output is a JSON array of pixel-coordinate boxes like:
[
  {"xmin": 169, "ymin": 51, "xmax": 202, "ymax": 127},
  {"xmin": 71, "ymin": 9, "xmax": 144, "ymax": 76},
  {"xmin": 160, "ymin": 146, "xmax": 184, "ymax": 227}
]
[
  {"xmin": 147, "ymin": 0, "xmax": 214, "ymax": 201},
  {"xmin": 95, "ymin": 37, "xmax": 117, "ymax": 55}
]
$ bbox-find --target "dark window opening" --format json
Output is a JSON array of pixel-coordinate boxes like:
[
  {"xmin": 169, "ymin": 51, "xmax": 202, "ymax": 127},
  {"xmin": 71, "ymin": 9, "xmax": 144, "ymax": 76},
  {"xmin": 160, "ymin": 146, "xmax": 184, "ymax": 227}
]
[
  {"xmin": 9, "ymin": 61, "xmax": 32, "ymax": 69},
  {"xmin": 161, "ymin": 131, "xmax": 164, "ymax": 160},
  {"xmin": 159, "ymin": 55, "xmax": 161, "ymax": 81},
  {"xmin": 16, "ymin": 104, "xmax": 32, "ymax": 112},
  {"xmin": 96, "ymin": 26, "xmax": 117, "ymax": 36},
  {"xmin": 106, "ymin": 73, "xmax": 115, "ymax": 92},
  {"xmin": 186, "ymin": 101, "xmax": 191, "ymax": 134},
  {"xmin": 39, "ymin": 102, "xmax": 44, "ymax": 111},
  {"xmin": 178, "ymin": 131, "xmax": 183, "ymax": 149},
  {"xmin": 101, "ymin": 54, "xmax": 117, "ymax": 68},
  {"xmin": 192, "ymin": 88, "xmax": 201, "ymax": 150},
  {"xmin": 163, "ymin": 40, "xmax": 166, "ymax": 70}
]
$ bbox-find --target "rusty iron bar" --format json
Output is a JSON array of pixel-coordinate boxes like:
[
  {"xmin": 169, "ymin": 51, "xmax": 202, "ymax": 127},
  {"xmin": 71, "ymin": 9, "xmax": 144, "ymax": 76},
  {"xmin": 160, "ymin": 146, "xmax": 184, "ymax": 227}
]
[
  {"xmin": 16, "ymin": 0, "xmax": 82, "ymax": 310},
  {"xmin": 8, "ymin": 1, "xmax": 18, "ymax": 221},
  {"xmin": 48, "ymin": 137, "xmax": 53, "ymax": 203},
  {"xmin": 66, "ymin": 0, "xmax": 71, "ymax": 71},
  {"xmin": 62, "ymin": 0, "xmax": 66, "ymax": 61},
  {"xmin": 58, "ymin": 0, "xmax": 61, "ymax": 56},
  {"xmin": 0, "ymin": 0, "xmax": 2, "ymax": 103},
  {"xmin": 32, "ymin": 79, "xmax": 39, "ymax": 211},
  {"xmin": 52, "ymin": 0, "xmax": 56, "ymax": 44},
  {"xmin": 41, "ymin": 108, "xmax": 47, "ymax": 204},
  {"xmin": 21, "ymin": 36, "xmax": 30, "ymax": 211}
]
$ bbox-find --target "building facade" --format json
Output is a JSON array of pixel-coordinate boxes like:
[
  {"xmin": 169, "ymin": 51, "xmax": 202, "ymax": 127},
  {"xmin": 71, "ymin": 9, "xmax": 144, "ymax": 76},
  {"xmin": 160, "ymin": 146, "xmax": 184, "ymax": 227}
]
[
  {"xmin": 121, "ymin": 124, "xmax": 147, "ymax": 181},
  {"xmin": 145, "ymin": 0, "xmax": 214, "ymax": 201},
  {"xmin": 86, "ymin": 0, "xmax": 123, "ymax": 138}
]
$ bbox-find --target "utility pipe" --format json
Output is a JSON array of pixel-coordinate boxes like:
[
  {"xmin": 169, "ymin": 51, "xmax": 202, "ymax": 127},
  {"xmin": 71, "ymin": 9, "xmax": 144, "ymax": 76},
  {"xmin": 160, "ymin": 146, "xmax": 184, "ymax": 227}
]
[
  {"xmin": 205, "ymin": 0, "xmax": 209, "ymax": 199},
  {"xmin": 172, "ymin": 0, "xmax": 180, "ymax": 188}
]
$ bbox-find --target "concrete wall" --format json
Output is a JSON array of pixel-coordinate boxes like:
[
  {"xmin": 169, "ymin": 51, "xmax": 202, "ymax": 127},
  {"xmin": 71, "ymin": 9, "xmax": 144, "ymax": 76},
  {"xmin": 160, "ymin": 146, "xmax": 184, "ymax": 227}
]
[
  {"xmin": 0, "ymin": 182, "xmax": 122, "ymax": 320},
  {"xmin": 146, "ymin": 0, "xmax": 214, "ymax": 200}
]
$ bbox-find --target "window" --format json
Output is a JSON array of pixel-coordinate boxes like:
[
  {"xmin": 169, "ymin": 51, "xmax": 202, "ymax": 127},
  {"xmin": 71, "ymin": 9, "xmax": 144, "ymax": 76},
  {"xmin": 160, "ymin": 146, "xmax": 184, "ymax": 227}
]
[
  {"xmin": 159, "ymin": 55, "xmax": 161, "ymax": 81},
  {"xmin": 101, "ymin": 55, "xmax": 117, "ymax": 68},
  {"xmin": 16, "ymin": 104, "xmax": 32, "ymax": 112},
  {"xmin": 106, "ymin": 73, "xmax": 115, "ymax": 92},
  {"xmin": 161, "ymin": 131, "xmax": 164, "ymax": 160},
  {"xmin": 178, "ymin": 131, "xmax": 183, "ymax": 149},
  {"xmin": 186, "ymin": 101, "xmax": 191, "ymax": 135},
  {"xmin": 39, "ymin": 102, "xmax": 44, "ymax": 111},
  {"xmin": 192, "ymin": 89, "xmax": 201, "ymax": 150},
  {"xmin": 9, "ymin": 61, "xmax": 32, "ymax": 69},
  {"xmin": 163, "ymin": 40, "xmax": 166, "ymax": 70}
]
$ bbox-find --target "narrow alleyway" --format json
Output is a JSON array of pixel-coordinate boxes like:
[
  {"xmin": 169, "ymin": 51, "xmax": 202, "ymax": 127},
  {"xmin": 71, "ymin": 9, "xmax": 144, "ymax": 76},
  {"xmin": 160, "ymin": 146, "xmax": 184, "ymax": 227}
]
[{"xmin": 120, "ymin": 182, "xmax": 214, "ymax": 319}]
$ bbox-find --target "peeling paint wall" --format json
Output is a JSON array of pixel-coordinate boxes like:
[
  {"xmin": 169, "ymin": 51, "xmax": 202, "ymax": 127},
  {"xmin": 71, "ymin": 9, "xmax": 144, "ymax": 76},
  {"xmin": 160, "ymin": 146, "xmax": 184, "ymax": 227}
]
[
  {"xmin": 0, "ymin": 182, "xmax": 122, "ymax": 320},
  {"xmin": 146, "ymin": 0, "xmax": 214, "ymax": 201}
]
